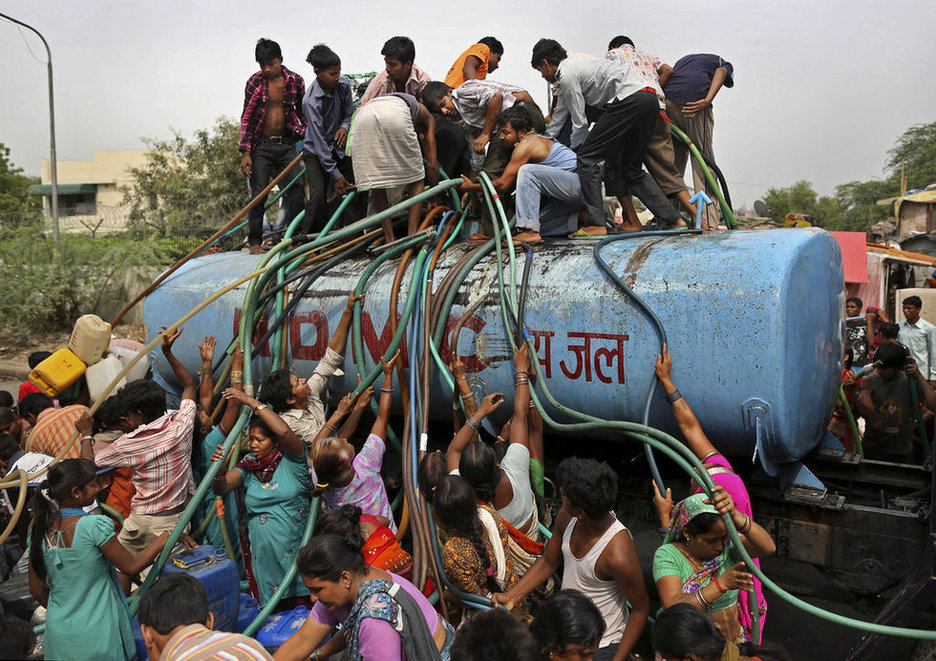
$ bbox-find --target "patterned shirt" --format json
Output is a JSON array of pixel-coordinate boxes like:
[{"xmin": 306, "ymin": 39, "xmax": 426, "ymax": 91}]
[
  {"xmin": 278, "ymin": 346, "xmax": 344, "ymax": 481},
  {"xmin": 452, "ymin": 79, "xmax": 525, "ymax": 130},
  {"xmin": 25, "ymin": 404, "xmax": 88, "ymax": 459},
  {"xmin": 93, "ymin": 399, "xmax": 197, "ymax": 515},
  {"xmin": 360, "ymin": 64, "xmax": 432, "ymax": 106},
  {"xmin": 324, "ymin": 433, "xmax": 396, "ymax": 532},
  {"xmin": 238, "ymin": 66, "xmax": 306, "ymax": 153},
  {"xmin": 162, "ymin": 624, "xmax": 272, "ymax": 660},
  {"xmin": 606, "ymin": 45, "xmax": 666, "ymax": 110}
]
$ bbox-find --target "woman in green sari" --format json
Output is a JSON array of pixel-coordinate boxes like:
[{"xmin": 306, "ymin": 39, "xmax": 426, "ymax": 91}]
[{"xmin": 652, "ymin": 486, "xmax": 775, "ymax": 643}]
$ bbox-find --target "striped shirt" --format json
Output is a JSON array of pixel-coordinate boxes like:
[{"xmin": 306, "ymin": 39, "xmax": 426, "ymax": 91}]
[
  {"xmin": 93, "ymin": 399, "xmax": 196, "ymax": 515},
  {"xmin": 25, "ymin": 404, "xmax": 88, "ymax": 459},
  {"xmin": 162, "ymin": 624, "xmax": 272, "ymax": 660},
  {"xmin": 452, "ymin": 79, "xmax": 525, "ymax": 129}
]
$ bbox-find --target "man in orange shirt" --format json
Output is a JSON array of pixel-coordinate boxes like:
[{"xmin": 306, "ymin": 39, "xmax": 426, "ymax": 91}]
[{"xmin": 444, "ymin": 37, "xmax": 503, "ymax": 88}]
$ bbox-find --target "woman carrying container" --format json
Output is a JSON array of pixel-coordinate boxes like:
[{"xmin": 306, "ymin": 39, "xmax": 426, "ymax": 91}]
[
  {"xmin": 652, "ymin": 487, "xmax": 775, "ymax": 644},
  {"xmin": 27, "ymin": 459, "xmax": 191, "ymax": 661},
  {"xmin": 273, "ymin": 534, "xmax": 455, "ymax": 661},
  {"xmin": 210, "ymin": 387, "xmax": 310, "ymax": 607}
]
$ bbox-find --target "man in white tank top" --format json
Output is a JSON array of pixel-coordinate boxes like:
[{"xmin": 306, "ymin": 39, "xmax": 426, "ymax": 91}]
[{"xmin": 492, "ymin": 457, "xmax": 649, "ymax": 661}]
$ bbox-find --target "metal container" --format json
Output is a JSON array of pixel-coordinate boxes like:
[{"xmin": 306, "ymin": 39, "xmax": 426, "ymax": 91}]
[{"xmin": 143, "ymin": 228, "xmax": 843, "ymax": 474}]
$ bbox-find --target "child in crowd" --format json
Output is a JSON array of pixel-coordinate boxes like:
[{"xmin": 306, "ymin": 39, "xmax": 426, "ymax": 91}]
[
  {"xmin": 434, "ymin": 474, "xmax": 531, "ymax": 624},
  {"xmin": 27, "ymin": 459, "xmax": 190, "ymax": 661},
  {"xmin": 311, "ymin": 351, "xmax": 399, "ymax": 532},
  {"xmin": 446, "ymin": 344, "xmax": 542, "ymax": 574},
  {"xmin": 259, "ymin": 292, "xmax": 362, "ymax": 482}
]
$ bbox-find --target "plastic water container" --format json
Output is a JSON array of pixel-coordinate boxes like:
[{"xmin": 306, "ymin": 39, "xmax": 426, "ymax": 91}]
[
  {"xmin": 236, "ymin": 593, "xmax": 261, "ymax": 633},
  {"xmin": 255, "ymin": 606, "xmax": 309, "ymax": 648},
  {"xmin": 161, "ymin": 545, "xmax": 239, "ymax": 632},
  {"xmin": 109, "ymin": 339, "xmax": 151, "ymax": 382},
  {"xmin": 68, "ymin": 314, "xmax": 111, "ymax": 366},
  {"xmin": 28, "ymin": 348, "xmax": 86, "ymax": 397},
  {"xmin": 86, "ymin": 354, "xmax": 127, "ymax": 404}
]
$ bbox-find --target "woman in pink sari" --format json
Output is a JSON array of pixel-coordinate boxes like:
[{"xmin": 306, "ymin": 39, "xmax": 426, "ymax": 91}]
[{"xmin": 654, "ymin": 345, "xmax": 770, "ymax": 642}]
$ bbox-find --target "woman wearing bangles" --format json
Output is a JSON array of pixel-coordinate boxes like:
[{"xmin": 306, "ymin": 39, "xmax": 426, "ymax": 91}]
[
  {"xmin": 310, "ymin": 351, "xmax": 400, "ymax": 530},
  {"xmin": 210, "ymin": 389, "xmax": 310, "ymax": 606},
  {"xmin": 652, "ymin": 486, "xmax": 776, "ymax": 643},
  {"xmin": 445, "ymin": 344, "xmax": 542, "ymax": 575}
]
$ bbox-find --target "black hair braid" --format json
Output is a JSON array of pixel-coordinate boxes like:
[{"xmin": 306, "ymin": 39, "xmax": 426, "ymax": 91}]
[{"xmin": 467, "ymin": 516, "xmax": 501, "ymax": 595}]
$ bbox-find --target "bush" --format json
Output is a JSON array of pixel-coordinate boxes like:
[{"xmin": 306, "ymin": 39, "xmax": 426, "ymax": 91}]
[{"xmin": 0, "ymin": 223, "xmax": 181, "ymax": 334}]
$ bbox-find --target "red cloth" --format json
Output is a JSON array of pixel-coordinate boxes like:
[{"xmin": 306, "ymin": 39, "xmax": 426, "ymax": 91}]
[
  {"xmin": 829, "ymin": 231, "xmax": 869, "ymax": 284},
  {"xmin": 18, "ymin": 381, "xmax": 40, "ymax": 402}
]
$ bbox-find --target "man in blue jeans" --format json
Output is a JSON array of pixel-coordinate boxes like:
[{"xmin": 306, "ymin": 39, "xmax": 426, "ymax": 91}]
[
  {"xmin": 532, "ymin": 38, "xmax": 681, "ymax": 236},
  {"xmin": 459, "ymin": 105, "xmax": 583, "ymax": 242},
  {"xmin": 238, "ymin": 38, "xmax": 306, "ymax": 254}
]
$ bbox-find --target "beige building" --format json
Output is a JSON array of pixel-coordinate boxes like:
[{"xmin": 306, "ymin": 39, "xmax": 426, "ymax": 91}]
[{"xmin": 27, "ymin": 149, "xmax": 150, "ymax": 232}]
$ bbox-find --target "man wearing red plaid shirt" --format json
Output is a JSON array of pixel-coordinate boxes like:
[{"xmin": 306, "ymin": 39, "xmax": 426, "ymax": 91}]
[{"xmin": 239, "ymin": 38, "xmax": 306, "ymax": 254}]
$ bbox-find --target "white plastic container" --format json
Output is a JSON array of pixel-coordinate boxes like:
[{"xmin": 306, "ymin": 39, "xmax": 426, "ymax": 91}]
[
  {"xmin": 68, "ymin": 315, "xmax": 112, "ymax": 366},
  {"xmin": 85, "ymin": 354, "xmax": 127, "ymax": 404},
  {"xmin": 108, "ymin": 339, "xmax": 150, "ymax": 382}
]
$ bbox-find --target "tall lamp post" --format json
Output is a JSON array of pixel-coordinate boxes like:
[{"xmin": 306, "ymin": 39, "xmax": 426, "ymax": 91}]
[{"xmin": 0, "ymin": 12, "xmax": 59, "ymax": 253}]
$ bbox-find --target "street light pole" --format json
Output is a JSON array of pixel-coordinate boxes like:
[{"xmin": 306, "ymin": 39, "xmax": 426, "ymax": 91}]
[{"xmin": 0, "ymin": 12, "xmax": 59, "ymax": 254}]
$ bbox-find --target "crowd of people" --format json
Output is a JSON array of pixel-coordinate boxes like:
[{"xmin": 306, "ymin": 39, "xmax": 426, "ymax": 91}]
[
  {"xmin": 0, "ymin": 303, "xmax": 789, "ymax": 660},
  {"xmin": 838, "ymin": 294, "xmax": 936, "ymax": 463},
  {"xmin": 0, "ymin": 31, "xmax": 781, "ymax": 661},
  {"xmin": 239, "ymin": 34, "xmax": 734, "ymax": 249}
]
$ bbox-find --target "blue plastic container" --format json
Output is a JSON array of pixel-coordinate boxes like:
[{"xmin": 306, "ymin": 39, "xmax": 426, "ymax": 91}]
[
  {"xmin": 131, "ymin": 616, "xmax": 148, "ymax": 661},
  {"xmin": 255, "ymin": 606, "xmax": 310, "ymax": 648},
  {"xmin": 161, "ymin": 545, "xmax": 239, "ymax": 632},
  {"xmin": 236, "ymin": 592, "xmax": 261, "ymax": 633}
]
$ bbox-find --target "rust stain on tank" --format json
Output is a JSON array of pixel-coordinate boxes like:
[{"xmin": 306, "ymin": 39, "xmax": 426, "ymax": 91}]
[{"xmin": 623, "ymin": 239, "xmax": 663, "ymax": 287}]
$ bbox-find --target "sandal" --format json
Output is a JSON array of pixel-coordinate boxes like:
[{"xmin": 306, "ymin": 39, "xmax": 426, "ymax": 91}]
[{"xmin": 568, "ymin": 228, "xmax": 608, "ymax": 239}]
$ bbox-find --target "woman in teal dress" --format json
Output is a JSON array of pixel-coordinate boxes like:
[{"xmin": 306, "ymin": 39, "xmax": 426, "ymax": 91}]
[
  {"xmin": 27, "ymin": 459, "xmax": 179, "ymax": 661},
  {"xmin": 211, "ymin": 388, "xmax": 310, "ymax": 606}
]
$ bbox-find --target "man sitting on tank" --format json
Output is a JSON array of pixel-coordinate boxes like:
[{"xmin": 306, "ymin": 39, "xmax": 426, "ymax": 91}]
[
  {"xmin": 258, "ymin": 292, "xmax": 361, "ymax": 482},
  {"xmin": 857, "ymin": 342, "xmax": 936, "ymax": 463},
  {"xmin": 421, "ymin": 79, "xmax": 545, "ymax": 241},
  {"xmin": 458, "ymin": 106, "xmax": 584, "ymax": 243}
]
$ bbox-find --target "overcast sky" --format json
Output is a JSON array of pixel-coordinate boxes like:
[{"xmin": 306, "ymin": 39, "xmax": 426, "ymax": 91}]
[{"xmin": 2, "ymin": 0, "xmax": 935, "ymax": 207}]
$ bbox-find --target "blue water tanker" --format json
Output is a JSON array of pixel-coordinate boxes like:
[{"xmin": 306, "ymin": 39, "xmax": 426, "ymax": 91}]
[{"xmin": 142, "ymin": 228, "xmax": 843, "ymax": 476}]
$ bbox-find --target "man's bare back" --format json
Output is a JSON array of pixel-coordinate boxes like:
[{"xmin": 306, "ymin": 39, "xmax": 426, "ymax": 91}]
[{"xmin": 262, "ymin": 75, "xmax": 287, "ymax": 137}]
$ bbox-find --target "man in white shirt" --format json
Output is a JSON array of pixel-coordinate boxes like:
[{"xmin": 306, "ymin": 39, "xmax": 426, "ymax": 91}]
[
  {"xmin": 897, "ymin": 295, "xmax": 936, "ymax": 388},
  {"xmin": 532, "ymin": 38, "xmax": 681, "ymax": 236}
]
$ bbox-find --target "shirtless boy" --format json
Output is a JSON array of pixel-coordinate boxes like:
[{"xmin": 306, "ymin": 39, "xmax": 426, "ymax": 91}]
[{"xmin": 238, "ymin": 38, "xmax": 306, "ymax": 254}]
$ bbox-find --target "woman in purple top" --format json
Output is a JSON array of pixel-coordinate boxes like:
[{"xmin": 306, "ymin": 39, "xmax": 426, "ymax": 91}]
[
  {"xmin": 310, "ymin": 352, "xmax": 398, "ymax": 532},
  {"xmin": 274, "ymin": 535, "xmax": 455, "ymax": 661},
  {"xmin": 653, "ymin": 345, "xmax": 768, "ymax": 643}
]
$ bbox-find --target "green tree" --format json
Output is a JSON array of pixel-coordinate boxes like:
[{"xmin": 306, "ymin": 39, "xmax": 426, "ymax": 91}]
[
  {"xmin": 834, "ymin": 178, "xmax": 896, "ymax": 232},
  {"xmin": 122, "ymin": 117, "xmax": 249, "ymax": 237},
  {"xmin": 763, "ymin": 180, "xmax": 844, "ymax": 228},
  {"xmin": 0, "ymin": 143, "xmax": 40, "ymax": 216},
  {"xmin": 887, "ymin": 120, "xmax": 936, "ymax": 191}
]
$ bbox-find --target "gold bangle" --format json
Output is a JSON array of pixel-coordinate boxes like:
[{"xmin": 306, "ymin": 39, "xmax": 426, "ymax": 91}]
[{"xmin": 253, "ymin": 403, "xmax": 267, "ymax": 413}]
